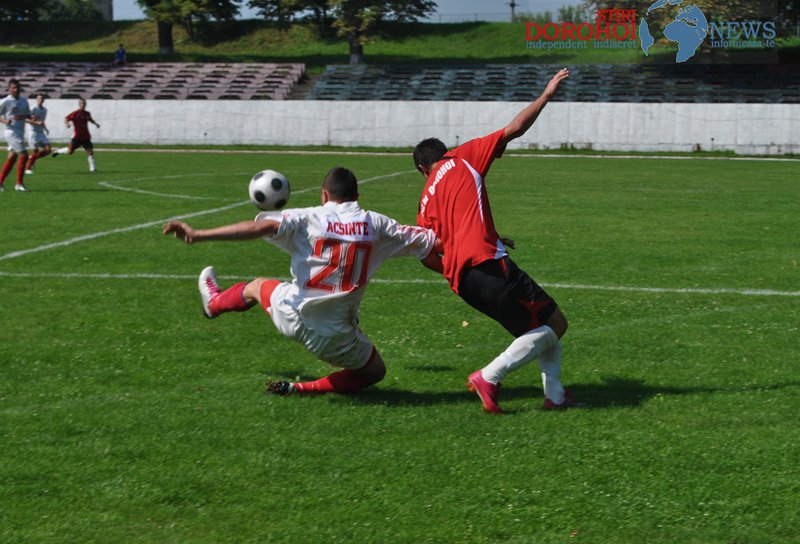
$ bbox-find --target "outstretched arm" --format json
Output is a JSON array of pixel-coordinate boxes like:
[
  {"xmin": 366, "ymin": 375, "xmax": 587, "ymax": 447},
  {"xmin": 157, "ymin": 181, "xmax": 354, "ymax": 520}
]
[
  {"xmin": 89, "ymin": 114, "xmax": 100, "ymax": 128},
  {"xmin": 162, "ymin": 219, "xmax": 279, "ymax": 244},
  {"xmin": 502, "ymin": 68, "xmax": 569, "ymax": 144}
]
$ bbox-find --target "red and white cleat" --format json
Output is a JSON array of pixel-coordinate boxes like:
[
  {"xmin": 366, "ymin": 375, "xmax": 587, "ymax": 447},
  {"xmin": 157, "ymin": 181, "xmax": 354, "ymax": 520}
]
[
  {"xmin": 198, "ymin": 266, "xmax": 221, "ymax": 318},
  {"xmin": 543, "ymin": 390, "xmax": 587, "ymax": 410},
  {"xmin": 467, "ymin": 370, "xmax": 503, "ymax": 414}
]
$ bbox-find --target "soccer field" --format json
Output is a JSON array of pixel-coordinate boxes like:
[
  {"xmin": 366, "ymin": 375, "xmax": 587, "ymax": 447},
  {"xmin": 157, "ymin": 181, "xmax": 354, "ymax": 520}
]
[{"xmin": 1, "ymin": 150, "xmax": 798, "ymax": 543}]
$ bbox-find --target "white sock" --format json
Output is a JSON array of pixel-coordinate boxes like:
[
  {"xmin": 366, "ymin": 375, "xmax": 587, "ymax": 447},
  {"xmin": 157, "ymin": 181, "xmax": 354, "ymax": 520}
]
[
  {"xmin": 88, "ymin": 156, "xmax": 96, "ymax": 171},
  {"xmin": 481, "ymin": 325, "xmax": 559, "ymax": 384},
  {"xmin": 539, "ymin": 341, "xmax": 565, "ymax": 404},
  {"xmin": 55, "ymin": 147, "xmax": 69, "ymax": 154}
]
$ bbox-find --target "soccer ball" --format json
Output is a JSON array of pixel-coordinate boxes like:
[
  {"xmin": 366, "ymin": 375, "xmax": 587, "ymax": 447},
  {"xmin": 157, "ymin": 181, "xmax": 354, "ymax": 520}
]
[{"xmin": 249, "ymin": 169, "xmax": 291, "ymax": 211}]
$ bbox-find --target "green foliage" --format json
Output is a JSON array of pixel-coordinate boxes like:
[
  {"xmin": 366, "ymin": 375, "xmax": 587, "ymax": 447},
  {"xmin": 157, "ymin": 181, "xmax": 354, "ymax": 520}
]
[
  {"xmin": 557, "ymin": 4, "xmax": 590, "ymax": 23},
  {"xmin": 581, "ymin": 0, "xmax": 798, "ymax": 30},
  {"xmin": 137, "ymin": 0, "xmax": 242, "ymax": 40},
  {"xmin": 0, "ymin": 0, "xmax": 39, "ymax": 21},
  {"xmin": 42, "ymin": 0, "xmax": 104, "ymax": 21},
  {"xmin": 1, "ymin": 150, "xmax": 799, "ymax": 543},
  {"xmin": 247, "ymin": 0, "xmax": 300, "ymax": 27},
  {"xmin": 137, "ymin": 0, "xmax": 242, "ymax": 24}
]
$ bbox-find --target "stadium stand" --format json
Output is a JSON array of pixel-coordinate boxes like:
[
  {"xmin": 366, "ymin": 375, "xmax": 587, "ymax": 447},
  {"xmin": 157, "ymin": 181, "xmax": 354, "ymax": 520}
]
[
  {"xmin": 307, "ymin": 63, "xmax": 800, "ymax": 103},
  {"xmin": 3, "ymin": 61, "xmax": 797, "ymax": 103},
  {"xmin": 0, "ymin": 62, "xmax": 305, "ymax": 100}
]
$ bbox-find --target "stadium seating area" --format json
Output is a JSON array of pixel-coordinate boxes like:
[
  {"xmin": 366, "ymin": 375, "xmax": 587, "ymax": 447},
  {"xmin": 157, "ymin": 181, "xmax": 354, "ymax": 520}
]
[
  {"xmin": 3, "ymin": 61, "xmax": 798, "ymax": 103},
  {"xmin": 0, "ymin": 62, "xmax": 305, "ymax": 100},
  {"xmin": 307, "ymin": 63, "xmax": 800, "ymax": 103}
]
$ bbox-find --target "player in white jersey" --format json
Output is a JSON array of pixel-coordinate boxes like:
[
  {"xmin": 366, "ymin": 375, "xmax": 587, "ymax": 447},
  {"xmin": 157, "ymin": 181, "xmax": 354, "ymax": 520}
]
[
  {"xmin": 0, "ymin": 79, "xmax": 31, "ymax": 192},
  {"xmin": 163, "ymin": 167, "xmax": 440, "ymax": 396},
  {"xmin": 25, "ymin": 93, "xmax": 52, "ymax": 174}
]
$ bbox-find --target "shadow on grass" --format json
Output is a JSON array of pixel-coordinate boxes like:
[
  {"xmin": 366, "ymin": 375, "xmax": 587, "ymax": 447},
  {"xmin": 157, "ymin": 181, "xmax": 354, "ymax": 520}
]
[{"xmin": 338, "ymin": 376, "xmax": 800, "ymax": 410}]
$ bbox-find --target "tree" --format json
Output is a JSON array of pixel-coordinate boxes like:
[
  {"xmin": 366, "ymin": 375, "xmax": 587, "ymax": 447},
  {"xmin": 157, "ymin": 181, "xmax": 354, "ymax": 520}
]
[
  {"xmin": 581, "ymin": 0, "xmax": 793, "ymax": 28},
  {"xmin": 248, "ymin": 0, "xmax": 300, "ymax": 28},
  {"xmin": 42, "ymin": 0, "xmax": 104, "ymax": 20},
  {"xmin": 329, "ymin": 0, "xmax": 436, "ymax": 64},
  {"xmin": 0, "ymin": 0, "xmax": 43, "ymax": 21},
  {"xmin": 137, "ymin": 0, "xmax": 242, "ymax": 54},
  {"xmin": 304, "ymin": 0, "xmax": 331, "ymax": 35}
]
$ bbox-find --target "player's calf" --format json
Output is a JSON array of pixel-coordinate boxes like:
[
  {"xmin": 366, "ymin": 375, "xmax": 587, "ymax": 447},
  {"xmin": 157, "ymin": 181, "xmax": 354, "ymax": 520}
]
[{"xmin": 197, "ymin": 266, "xmax": 255, "ymax": 318}]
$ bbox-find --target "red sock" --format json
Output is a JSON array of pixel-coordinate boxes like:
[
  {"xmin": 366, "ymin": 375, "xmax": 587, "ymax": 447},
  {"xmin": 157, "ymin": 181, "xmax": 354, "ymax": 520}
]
[
  {"xmin": 26, "ymin": 152, "xmax": 38, "ymax": 170},
  {"xmin": 295, "ymin": 369, "xmax": 379, "ymax": 394},
  {"xmin": 209, "ymin": 282, "xmax": 254, "ymax": 315},
  {"xmin": 16, "ymin": 156, "xmax": 26, "ymax": 184},
  {"xmin": 294, "ymin": 350, "xmax": 382, "ymax": 394},
  {"xmin": 0, "ymin": 157, "xmax": 13, "ymax": 184}
]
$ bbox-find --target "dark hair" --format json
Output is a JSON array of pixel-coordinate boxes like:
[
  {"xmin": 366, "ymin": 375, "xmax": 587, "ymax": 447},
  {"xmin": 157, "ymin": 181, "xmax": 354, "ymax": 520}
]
[
  {"xmin": 8, "ymin": 79, "xmax": 20, "ymax": 88},
  {"xmin": 35, "ymin": 93, "xmax": 45, "ymax": 99},
  {"xmin": 323, "ymin": 166, "xmax": 358, "ymax": 201},
  {"xmin": 413, "ymin": 138, "xmax": 447, "ymax": 173}
]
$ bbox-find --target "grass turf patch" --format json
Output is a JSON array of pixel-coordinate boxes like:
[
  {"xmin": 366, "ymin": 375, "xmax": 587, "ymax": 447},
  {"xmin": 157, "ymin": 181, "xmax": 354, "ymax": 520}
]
[{"xmin": 1, "ymin": 150, "xmax": 799, "ymax": 543}]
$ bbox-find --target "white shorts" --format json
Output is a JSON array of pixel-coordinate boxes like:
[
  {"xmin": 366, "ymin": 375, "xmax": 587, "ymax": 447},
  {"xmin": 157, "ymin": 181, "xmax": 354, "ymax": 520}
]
[
  {"xmin": 28, "ymin": 133, "xmax": 49, "ymax": 148},
  {"xmin": 266, "ymin": 282, "xmax": 374, "ymax": 369},
  {"xmin": 5, "ymin": 131, "xmax": 25, "ymax": 153}
]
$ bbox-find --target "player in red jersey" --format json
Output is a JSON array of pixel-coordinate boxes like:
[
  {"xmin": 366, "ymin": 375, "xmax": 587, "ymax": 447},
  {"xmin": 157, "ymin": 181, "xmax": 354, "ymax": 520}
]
[
  {"xmin": 53, "ymin": 98, "xmax": 100, "ymax": 173},
  {"xmin": 413, "ymin": 68, "xmax": 583, "ymax": 414}
]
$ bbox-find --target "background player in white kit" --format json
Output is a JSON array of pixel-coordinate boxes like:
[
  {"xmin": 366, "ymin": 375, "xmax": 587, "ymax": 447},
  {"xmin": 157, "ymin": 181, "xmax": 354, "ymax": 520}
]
[
  {"xmin": 25, "ymin": 93, "xmax": 52, "ymax": 174},
  {"xmin": 0, "ymin": 79, "xmax": 31, "ymax": 192},
  {"xmin": 163, "ymin": 167, "xmax": 439, "ymax": 395}
]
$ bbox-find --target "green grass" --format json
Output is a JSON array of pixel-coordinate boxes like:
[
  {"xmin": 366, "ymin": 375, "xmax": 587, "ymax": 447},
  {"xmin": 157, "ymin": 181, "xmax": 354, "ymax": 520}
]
[
  {"xmin": 5, "ymin": 19, "xmax": 794, "ymax": 69},
  {"xmin": 1, "ymin": 150, "xmax": 799, "ymax": 543}
]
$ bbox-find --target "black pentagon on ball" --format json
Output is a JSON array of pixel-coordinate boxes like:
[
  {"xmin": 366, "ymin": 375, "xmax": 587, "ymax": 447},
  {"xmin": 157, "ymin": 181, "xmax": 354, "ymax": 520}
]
[
  {"xmin": 254, "ymin": 190, "xmax": 266, "ymax": 203},
  {"xmin": 275, "ymin": 198, "xmax": 287, "ymax": 209},
  {"xmin": 253, "ymin": 171, "xmax": 264, "ymax": 180},
  {"xmin": 271, "ymin": 177, "xmax": 283, "ymax": 190}
]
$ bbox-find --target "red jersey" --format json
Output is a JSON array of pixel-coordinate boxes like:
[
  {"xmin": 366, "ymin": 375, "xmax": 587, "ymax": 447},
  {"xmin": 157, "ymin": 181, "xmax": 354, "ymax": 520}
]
[
  {"xmin": 67, "ymin": 110, "xmax": 92, "ymax": 140},
  {"xmin": 416, "ymin": 129, "xmax": 508, "ymax": 294}
]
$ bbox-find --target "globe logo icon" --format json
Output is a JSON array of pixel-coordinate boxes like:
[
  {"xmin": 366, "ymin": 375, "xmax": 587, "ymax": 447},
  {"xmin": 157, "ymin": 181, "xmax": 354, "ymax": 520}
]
[{"xmin": 640, "ymin": 0, "xmax": 709, "ymax": 62}]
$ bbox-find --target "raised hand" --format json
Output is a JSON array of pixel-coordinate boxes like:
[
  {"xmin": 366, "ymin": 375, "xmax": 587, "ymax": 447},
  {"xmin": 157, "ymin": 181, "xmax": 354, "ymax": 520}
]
[{"xmin": 544, "ymin": 67, "xmax": 570, "ymax": 98}]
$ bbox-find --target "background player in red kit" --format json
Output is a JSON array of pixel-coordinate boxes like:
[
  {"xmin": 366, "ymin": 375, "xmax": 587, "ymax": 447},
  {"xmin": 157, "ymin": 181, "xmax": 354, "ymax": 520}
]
[
  {"xmin": 53, "ymin": 97, "xmax": 100, "ymax": 173},
  {"xmin": 413, "ymin": 67, "xmax": 582, "ymax": 414}
]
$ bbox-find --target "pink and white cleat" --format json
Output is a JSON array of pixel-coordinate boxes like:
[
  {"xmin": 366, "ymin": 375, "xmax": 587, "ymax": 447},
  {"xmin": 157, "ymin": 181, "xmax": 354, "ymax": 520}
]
[
  {"xmin": 467, "ymin": 370, "xmax": 503, "ymax": 414},
  {"xmin": 198, "ymin": 266, "xmax": 221, "ymax": 318},
  {"xmin": 543, "ymin": 390, "xmax": 587, "ymax": 410}
]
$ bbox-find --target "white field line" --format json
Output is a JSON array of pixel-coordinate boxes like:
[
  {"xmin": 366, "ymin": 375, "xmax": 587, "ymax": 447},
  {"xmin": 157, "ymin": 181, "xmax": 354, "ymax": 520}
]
[
  {"xmin": 92, "ymin": 148, "xmax": 800, "ymax": 163},
  {"xmin": 0, "ymin": 270, "xmax": 798, "ymax": 298},
  {"xmin": 0, "ymin": 170, "xmax": 415, "ymax": 263},
  {"xmin": 96, "ymin": 171, "xmax": 255, "ymax": 201},
  {"xmin": 98, "ymin": 182, "xmax": 224, "ymax": 200}
]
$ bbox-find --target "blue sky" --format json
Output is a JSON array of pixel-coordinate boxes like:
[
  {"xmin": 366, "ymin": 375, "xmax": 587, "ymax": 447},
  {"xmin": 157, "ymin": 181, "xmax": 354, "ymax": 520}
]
[{"xmin": 113, "ymin": 0, "xmax": 579, "ymax": 21}]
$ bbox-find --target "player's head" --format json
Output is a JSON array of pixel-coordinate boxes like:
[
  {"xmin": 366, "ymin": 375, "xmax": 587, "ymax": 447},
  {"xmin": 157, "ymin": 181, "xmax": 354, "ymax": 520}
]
[
  {"xmin": 78, "ymin": 97, "xmax": 86, "ymax": 110},
  {"xmin": 8, "ymin": 79, "xmax": 20, "ymax": 98},
  {"xmin": 35, "ymin": 93, "xmax": 45, "ymax": 106},
  {"xmin": 413, "ymin": 138, "xmax": 447, "ymax": 177},
  {"xmin": 322, "ymin": 166, "xmax": 359, "ymax": 203}
]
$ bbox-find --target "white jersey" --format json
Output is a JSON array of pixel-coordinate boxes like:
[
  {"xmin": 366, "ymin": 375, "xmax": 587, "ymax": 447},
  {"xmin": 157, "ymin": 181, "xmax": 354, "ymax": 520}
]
[
  {"xmin": 0, "ymin": 95, "xmax": 31, "ymax": 137},
  {"xmin": 258, "ymin": 200, "xmax": 436, "ymax": 336},
  {"xmin": 29, "ymin": 105, "xmax": 47, "ymax": 134}
]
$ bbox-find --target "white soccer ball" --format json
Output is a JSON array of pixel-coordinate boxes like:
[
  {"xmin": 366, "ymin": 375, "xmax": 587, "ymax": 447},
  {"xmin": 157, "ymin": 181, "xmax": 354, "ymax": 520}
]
[{"xmin": 249, "ymin": 169, "xmax": 291, "ymax": 211}]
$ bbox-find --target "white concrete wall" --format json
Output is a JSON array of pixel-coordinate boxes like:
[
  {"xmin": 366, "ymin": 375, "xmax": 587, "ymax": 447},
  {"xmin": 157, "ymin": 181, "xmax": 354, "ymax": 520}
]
[{"xmin": 41, "ymin": 100, "xmax": 800, "ymax": 155}]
